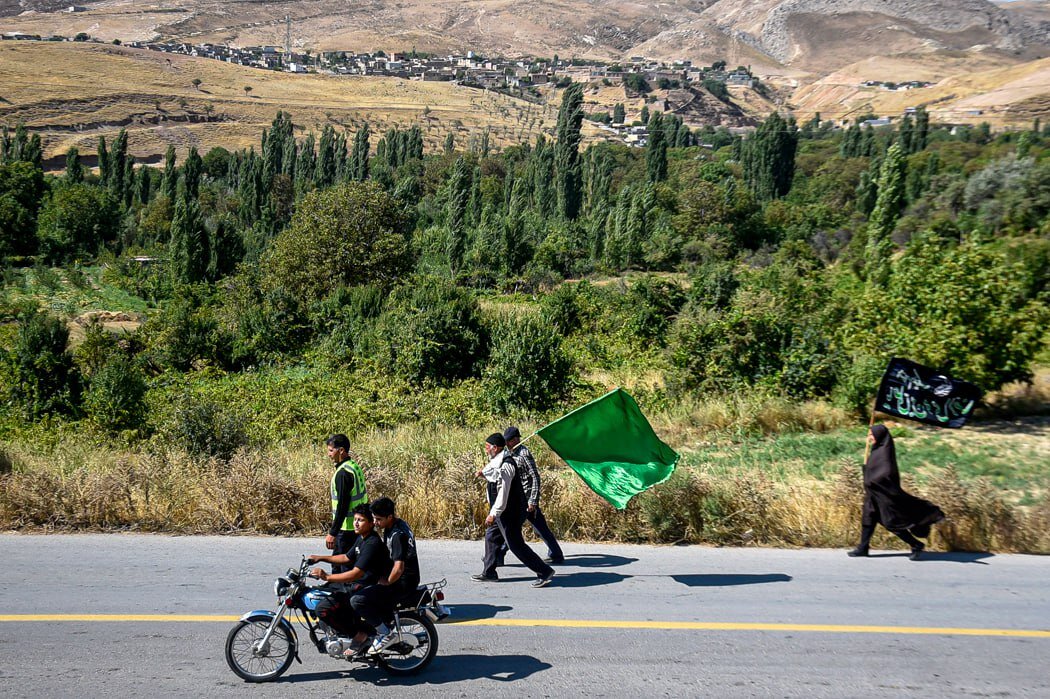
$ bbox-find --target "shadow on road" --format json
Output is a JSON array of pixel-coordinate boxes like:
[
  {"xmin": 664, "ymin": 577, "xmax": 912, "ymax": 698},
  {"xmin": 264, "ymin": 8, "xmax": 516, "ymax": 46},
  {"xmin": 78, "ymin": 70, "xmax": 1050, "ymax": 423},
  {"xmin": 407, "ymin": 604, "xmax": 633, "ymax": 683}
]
[
  {"xmin": 558, "ymin": 553, "xmax": 639, "ymax": 568},
  {"xmin": 920, "ymin": 552, "xmax": 994, "ymax": 564},
  {"xmin": 447, "ymin": 603, "xmax": 514, "ymax": 620},
  {"xmin": 671, "ymin": 573, "xmax": 793, "ymax": 587},
  {"xmin": 496, "ymin": 572, "xmax": 631, "ymax": 588},
  {"xmin": 283, "ymin": 654, "xmax": 551, "ymax": 685}
]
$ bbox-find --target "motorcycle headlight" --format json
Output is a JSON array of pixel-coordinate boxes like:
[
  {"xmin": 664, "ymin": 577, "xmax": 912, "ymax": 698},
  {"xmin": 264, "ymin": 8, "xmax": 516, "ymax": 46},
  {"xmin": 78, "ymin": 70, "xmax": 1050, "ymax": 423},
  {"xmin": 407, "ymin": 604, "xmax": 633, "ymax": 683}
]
[{"xmin": 274, "ymin": 577, "xmax": 291, "ymax": 598}]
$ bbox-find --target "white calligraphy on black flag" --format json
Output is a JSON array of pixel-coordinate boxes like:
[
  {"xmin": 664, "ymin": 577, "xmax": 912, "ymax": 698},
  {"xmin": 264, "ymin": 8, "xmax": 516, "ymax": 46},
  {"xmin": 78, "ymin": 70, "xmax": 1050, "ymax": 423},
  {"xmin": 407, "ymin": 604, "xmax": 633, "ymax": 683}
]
[{"xmin": 875, "ymin": 358, "xmax": 981, "ymax": 428}]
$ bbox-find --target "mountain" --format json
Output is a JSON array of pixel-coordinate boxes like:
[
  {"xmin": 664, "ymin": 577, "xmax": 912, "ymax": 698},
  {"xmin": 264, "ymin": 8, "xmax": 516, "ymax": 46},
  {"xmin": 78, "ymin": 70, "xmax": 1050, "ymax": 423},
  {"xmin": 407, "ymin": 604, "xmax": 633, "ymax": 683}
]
[{"xmin": 3, "ymin": 0, "xmax": 1047, "ymax": 74}]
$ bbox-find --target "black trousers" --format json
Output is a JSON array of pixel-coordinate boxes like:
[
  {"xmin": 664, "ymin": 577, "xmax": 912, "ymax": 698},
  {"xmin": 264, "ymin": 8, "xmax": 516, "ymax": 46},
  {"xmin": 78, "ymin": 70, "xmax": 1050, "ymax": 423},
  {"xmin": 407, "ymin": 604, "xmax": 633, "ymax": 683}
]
[
  {"xmin": 314, "ymin": 589, "xmax": 359, "ymax": 636},
  {"xmin": 482, "ymin": 509, "xmax": 554, "ymax": 579},
  {"xmin": 857, "ymin": 523, "xmax": 923, "ymax": 550},
  {"xmin": 350, "ymin": 584, "xmax": 394, "ymax": 630},
  {"xmin": 332, "ymin": 531, "xmax": 356, "ymax": 574},
  {"xmin": 525, "ymin": 506, "xmax": 563, "ymax": 561}
]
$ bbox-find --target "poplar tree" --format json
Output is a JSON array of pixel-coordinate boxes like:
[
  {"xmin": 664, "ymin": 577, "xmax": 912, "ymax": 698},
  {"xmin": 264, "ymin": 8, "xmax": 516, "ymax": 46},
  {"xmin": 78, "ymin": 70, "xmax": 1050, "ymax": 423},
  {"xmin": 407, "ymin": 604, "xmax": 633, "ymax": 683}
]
[
  {"xmin": 136, "ymin": 163, "xmax": 151, "ymax": 204},
  {"xmin": 316, "ymin": 125, "xmax": 336, "ymax": 188},
  {"xmin": 612, "ymin": 103, "xmax": 625, "ymax": 124},
  {"xmin": 109, "ymin": 129, "xmax": 129, "ymax": 204},
  {"xmin": 445, "ymin": 156, "xmax": 471, "ymax": 273},
  {"xmin": 97, "ymin": 136, "xmax": 110, "ymax": 187},
  {"xmin": 65, "ymin": 147, "xmax": 83, "ymax": 184},
  {"xmin": 865, "ymin": 142, "xmax": 907, "ymax": 285},
  {"xmin": 646, "ymin": 111, "xmax": 668, "ymax": 183},
  {"xmin": 182, "ymin": 147, "xmax": 203, "ymax": 199},
  {"xmin": 170, "ymin": 187, "xmax": 209, "ymax": 284},
  {"xmin": 554, "ymin": 82, "xmax": 584, "ymax": 220},
  {"xmin": 350, "ymin": 124, "xmax": 370, "ymax": 181},
  {"xmin": 163, "ymin": 145, "xmax": 178, "ymax": 201},
  {"xmin": 741, "ymin": 112, "xmax": 798, "ymax": 201}
]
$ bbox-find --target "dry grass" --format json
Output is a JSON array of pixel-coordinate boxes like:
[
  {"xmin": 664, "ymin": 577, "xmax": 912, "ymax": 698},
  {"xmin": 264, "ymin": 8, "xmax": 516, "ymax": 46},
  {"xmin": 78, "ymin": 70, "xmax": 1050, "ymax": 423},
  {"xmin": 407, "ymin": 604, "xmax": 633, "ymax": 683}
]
[
  {"xmin": 3, "ymin": 419, "xmax": 1047, "ymax": 553},
  {"xmin": 0, "ymin": 42, "xmax": 586, "ymax": 167}
]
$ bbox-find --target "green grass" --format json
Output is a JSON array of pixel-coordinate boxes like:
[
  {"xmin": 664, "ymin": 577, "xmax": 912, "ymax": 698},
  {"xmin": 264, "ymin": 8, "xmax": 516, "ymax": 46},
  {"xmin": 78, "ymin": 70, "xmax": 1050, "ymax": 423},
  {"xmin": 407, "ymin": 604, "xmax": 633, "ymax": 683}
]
[
  {"xmin": 2, "ymin": 266, "xmax": 151, "ymax": 317},
  {"xmin": 682, "ymin": 419, "xmax": 1050, "ymax": 506}
]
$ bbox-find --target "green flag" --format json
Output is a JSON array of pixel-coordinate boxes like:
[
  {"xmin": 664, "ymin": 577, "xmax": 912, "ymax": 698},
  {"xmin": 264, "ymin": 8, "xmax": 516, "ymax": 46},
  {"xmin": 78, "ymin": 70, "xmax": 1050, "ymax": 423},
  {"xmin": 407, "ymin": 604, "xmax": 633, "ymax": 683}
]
[{"xmin": 536, "ymin": 388, "xmax": 679, "ymax": 510}]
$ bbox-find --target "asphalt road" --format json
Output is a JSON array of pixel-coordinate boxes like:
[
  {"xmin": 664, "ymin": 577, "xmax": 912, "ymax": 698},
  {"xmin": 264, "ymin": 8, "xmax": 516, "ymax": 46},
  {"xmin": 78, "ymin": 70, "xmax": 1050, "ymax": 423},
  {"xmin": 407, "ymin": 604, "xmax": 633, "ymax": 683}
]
[{"xmin": 0, "ymin": 534, "xmax": 1048, "ymax": 698}]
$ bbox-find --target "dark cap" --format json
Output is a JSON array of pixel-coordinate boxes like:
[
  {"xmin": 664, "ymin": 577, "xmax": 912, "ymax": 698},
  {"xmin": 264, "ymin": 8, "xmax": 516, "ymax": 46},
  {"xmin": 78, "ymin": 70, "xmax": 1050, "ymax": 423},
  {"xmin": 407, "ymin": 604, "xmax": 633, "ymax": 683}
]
[
  {"xmin": 485, "ymin": 433, "xmax": 506, "ymax": 448},
  {"xmin": 503, "ymin": 426, "xmax": 521, "ymax": 441}
]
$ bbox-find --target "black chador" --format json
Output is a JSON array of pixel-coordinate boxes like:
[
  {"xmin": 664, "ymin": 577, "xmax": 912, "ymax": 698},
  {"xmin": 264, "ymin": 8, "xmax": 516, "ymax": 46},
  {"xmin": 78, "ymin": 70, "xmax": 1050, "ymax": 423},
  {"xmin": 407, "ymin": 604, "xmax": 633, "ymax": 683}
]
[{"xmin": 849, "ymin": 425, "xmax": 945, "ymax": 559}]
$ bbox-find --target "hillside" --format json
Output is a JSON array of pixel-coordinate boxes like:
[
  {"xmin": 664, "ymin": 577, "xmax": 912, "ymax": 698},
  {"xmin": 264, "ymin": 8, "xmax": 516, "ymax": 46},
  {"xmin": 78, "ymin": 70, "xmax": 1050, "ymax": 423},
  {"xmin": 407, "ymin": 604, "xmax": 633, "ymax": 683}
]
[
  {"xmin": 790, "ymin": 55, "xmax": 1050, "ymax": 127},
  {"xmin": 3, "ymin": 0, "xmax": 1047, "ymax": 76},
  {"xmin": 0, "ymin": 41, "xmax": 577, "ymax": 166}
]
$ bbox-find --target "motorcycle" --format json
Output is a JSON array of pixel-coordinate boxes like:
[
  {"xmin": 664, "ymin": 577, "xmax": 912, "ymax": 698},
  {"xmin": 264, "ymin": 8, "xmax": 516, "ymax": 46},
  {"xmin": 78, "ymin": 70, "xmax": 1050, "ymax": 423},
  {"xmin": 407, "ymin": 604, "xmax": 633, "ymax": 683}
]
[{"xmin": 224, "ymin": 557, "xmax": 449, "ymax": 682}]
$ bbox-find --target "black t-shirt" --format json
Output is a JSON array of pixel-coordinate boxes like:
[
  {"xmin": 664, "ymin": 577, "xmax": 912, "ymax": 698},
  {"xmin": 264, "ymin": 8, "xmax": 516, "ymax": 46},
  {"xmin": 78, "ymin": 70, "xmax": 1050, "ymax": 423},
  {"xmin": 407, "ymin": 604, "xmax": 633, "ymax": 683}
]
[
  {"xmin": 384, "ymin": 519, "xmax": 420, "ymax": 589},
  {"xmin": 345, "ymin": 530, "xmax": 392, "ymax": 587}
]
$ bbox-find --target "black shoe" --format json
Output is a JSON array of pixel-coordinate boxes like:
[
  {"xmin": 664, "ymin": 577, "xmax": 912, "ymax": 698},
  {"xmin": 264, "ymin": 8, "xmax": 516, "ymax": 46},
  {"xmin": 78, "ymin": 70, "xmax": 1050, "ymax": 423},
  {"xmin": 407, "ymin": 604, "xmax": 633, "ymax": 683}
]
[
  {"xmin": 909, "ymin": 545, "xmax": 924, "ymax": 561},
  {"xmin": 531, "ymin": 571, "xmax": 555, "ymax": 588},
  {"xmin": 846, "ymin": 547, "xmax": 869, "ymax": 557},
  {"xmin": 471, "ymin": 573, "xmax": 498, "ymax": 582}
]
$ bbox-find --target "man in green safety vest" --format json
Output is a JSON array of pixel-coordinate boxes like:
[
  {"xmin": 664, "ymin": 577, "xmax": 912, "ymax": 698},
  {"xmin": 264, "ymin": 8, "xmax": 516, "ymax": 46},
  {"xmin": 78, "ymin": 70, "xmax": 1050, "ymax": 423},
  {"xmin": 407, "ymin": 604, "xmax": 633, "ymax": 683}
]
[{"xmin": 325, "ymin": 434, "xmax": 368, "ymax": 573}]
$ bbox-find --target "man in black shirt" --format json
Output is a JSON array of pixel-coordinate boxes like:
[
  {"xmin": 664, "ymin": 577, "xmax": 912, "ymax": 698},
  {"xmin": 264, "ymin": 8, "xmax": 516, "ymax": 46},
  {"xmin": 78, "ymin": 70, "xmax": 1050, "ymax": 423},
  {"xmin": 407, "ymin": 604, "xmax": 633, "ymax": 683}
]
[
  {"xmin": 369, "ymin": 496, "xmax": 421, "ymax": 653},
  {"xmin": 308, "ymin": 503, "xmax": 392, "ymax": 655}
]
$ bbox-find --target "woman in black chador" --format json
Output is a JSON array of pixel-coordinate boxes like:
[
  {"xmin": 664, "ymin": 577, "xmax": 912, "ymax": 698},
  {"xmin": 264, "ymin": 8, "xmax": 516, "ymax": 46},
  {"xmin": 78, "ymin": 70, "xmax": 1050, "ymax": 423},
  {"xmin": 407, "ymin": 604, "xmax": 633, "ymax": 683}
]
[{"xmin": 848, "ymin": 424, "xmax": 945, "ymax": 560}]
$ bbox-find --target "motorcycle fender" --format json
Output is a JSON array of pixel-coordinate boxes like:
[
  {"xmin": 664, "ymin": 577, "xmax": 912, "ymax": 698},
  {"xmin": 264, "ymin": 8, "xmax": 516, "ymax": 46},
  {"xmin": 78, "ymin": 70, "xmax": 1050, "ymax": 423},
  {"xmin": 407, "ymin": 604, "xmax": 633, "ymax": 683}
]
[{"xmin": 239, "ymin": 610, "xmax": 302, "ymax": 664}]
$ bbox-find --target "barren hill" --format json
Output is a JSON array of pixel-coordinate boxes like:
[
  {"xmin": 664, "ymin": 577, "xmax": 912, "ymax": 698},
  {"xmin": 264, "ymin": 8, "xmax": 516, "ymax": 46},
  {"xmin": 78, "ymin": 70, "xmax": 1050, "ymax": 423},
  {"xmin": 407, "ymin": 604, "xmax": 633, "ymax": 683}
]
[{"xmin": 3, "ymin": 0, "xmax": 1048, "ymax": 75}]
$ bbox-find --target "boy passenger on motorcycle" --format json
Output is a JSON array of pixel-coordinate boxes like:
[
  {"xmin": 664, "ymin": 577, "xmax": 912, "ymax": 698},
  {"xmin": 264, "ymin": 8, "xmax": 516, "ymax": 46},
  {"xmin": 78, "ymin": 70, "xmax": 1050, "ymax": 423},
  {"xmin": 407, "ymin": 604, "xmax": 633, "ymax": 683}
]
[
  {"xmin": 308, "ymin": 503, "xmax": 393, "ymax": 656},
  {"xmin": 369, "ymin": 496, "xmax": 421, "ymax": 652}
]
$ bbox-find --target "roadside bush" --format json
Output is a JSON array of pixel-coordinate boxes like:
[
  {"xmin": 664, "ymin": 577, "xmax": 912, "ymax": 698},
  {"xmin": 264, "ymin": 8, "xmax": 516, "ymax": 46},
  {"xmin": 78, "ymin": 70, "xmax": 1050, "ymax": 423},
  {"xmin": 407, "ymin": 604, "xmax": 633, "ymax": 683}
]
[
  {"xmin": 84, "ymin": 355, "xmax": 148, "ymax": 434},
  {"xmin": 485, "ymin": 314, "xmax": 575, "ymax": 412},
  {"xmin": 375, "ymin": 276, "xmax": 487, "ymax": 385},
  {"xmin": 165, "ymin": 398, "xmax": 249, "ymax": 461},
  {"xmin": 5, "ymin": 310, "xmax": 80, "ymax": 419}
]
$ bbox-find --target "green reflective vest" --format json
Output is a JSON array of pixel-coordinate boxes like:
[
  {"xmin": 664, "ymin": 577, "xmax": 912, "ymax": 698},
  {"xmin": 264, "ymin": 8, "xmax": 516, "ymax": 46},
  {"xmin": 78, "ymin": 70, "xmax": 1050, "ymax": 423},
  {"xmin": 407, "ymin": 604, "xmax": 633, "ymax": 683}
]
[{"xmin": 330, "ymin": 459, "xmax": 367, "ymax": 531}]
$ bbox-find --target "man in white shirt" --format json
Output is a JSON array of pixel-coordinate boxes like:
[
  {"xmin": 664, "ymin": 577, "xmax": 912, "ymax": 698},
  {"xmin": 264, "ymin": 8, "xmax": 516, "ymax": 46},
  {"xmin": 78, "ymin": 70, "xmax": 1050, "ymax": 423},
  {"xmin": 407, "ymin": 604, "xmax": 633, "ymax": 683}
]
[{"xmin": 472, "ymin": 432, "xmax": 555, "ymax": 588}]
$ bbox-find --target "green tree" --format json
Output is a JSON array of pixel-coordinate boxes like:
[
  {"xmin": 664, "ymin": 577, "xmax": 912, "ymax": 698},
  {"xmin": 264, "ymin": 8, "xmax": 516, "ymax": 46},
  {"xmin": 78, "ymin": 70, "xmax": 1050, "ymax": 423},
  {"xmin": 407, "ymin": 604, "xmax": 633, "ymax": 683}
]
[
  {"xmin": 162, "ymin": 145, "xmax": 178, "ymax": 201},
  {"xmin": 445, "ymin": 156, "xmax": 471, "ymax": 273},
  {"xmin": 742, "ymin": 112, "xmax": 798, "ymax": 201},
  {"xmin": 182, "ymin": 146, "xmax": 203, "ymax": 199},
  {"xmin": 554, "ymin": 82, "xmax": 584, "ymax": 220},
  {"xmin": 0, "ymin": 160, "xmax": 46, "ymax": 259},
  {"xmin": 646, "ymin": 111, "xmax": 668, "ymax": 183},
  {"xmin": 349, "ymin": 124, "xmax": 370, "ymax": 182},
  {"xmin": 865, "ymin": 142, "xmax": 907, "ymax": 284},
  {"xmin": 262, "ymin": 181, "xmax": 411, "ymax": 303},
  {"xmin": 65, "ymin": 146, "xmax": 84, "ymax": 184},
  {"xmin": 851, "ymin": 236, "xmax": 1049, "ymax": 392},
  {"xmin": 612, "ymin": 103, "xmax": 625, "ymax": 124},
  {"xmin": 169, "ymin": 189, "xmax": 209, "ymax": 284},
  {"xmin": 36, "ymin": 183, "xmax": 119, "ymax": 262}
]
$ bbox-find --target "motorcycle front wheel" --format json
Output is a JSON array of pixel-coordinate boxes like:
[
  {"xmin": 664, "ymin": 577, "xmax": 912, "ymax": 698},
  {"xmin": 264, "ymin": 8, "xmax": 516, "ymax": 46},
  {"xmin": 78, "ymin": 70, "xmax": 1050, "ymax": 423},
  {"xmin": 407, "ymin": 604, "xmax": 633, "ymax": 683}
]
[
  {"xmin": 225, "ymin": 618, "xmax": 295, "ymax": 682},
  {"xmin": 377, "ymin": 611, "xmax": 439, "ymax": 676}
]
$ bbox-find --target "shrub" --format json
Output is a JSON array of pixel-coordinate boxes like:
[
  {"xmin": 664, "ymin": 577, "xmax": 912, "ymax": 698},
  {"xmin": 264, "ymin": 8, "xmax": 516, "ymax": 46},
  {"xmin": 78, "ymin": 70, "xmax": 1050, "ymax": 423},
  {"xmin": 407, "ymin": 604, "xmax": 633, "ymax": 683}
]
[
  {"xmin": 84, "ymin": 355, "xmax": 148, "ymax": 434},
  {"xmin": 622, "ymin": 275, "xmax": 686, "ymax": 342},
  {"xmin": 485, "ymin": 314, "xmax": 575, "ymax": 412},
  {"xmin": 141, "ymin": 288, "xmax": 228, "ymax": 372},
  {"xmin": 6, "ymin": 310, "xmax": 80, "ymax": 419},
  {"xmin": 375, "ymin": 276, "xmax": 487, "ymax": 384},
  {"xmin": 165, "ymin": 399, "xmax": 249, "ymax": 461}
]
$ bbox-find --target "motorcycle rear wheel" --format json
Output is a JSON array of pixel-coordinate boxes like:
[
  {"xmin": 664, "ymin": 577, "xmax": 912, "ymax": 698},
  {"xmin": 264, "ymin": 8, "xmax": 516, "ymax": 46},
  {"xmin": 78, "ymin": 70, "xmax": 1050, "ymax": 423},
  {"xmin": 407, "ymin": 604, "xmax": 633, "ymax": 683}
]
[
  {"xmin": 377, "ymin": 611, "xmax": 438, "ymax": 676},
  {"xmin": 225, "ymin": 618, "xmax": 295, "ymax": 682}
]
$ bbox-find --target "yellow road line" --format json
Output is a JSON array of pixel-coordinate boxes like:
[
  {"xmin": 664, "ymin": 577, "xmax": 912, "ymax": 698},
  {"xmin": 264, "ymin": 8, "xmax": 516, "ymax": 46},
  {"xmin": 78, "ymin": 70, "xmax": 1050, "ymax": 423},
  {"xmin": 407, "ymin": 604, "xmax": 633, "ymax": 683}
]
[{"xmin": 0, "ymin": 614, "xmax": 1048, "ymax": 638}]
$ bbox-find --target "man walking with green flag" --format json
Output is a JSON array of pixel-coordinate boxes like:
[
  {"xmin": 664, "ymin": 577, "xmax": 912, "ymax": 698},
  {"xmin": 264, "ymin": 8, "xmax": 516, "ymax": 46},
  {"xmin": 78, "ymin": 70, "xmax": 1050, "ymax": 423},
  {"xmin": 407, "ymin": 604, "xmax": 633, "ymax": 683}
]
[
  {"xmin": 537, "ymin": 388, "xmax": 678, "ymax": 510},
  {"xmin": 472, "ymin": 432, "xmax": 556, "ymax": 588}
]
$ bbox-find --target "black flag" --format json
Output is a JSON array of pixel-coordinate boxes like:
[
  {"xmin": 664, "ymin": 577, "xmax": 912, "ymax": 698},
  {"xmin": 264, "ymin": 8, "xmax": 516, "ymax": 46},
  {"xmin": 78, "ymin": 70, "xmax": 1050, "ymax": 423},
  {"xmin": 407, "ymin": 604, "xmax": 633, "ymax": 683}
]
[{"xmin": 875, "ymin": 358, "xmax": 981, "ymax": 428}]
